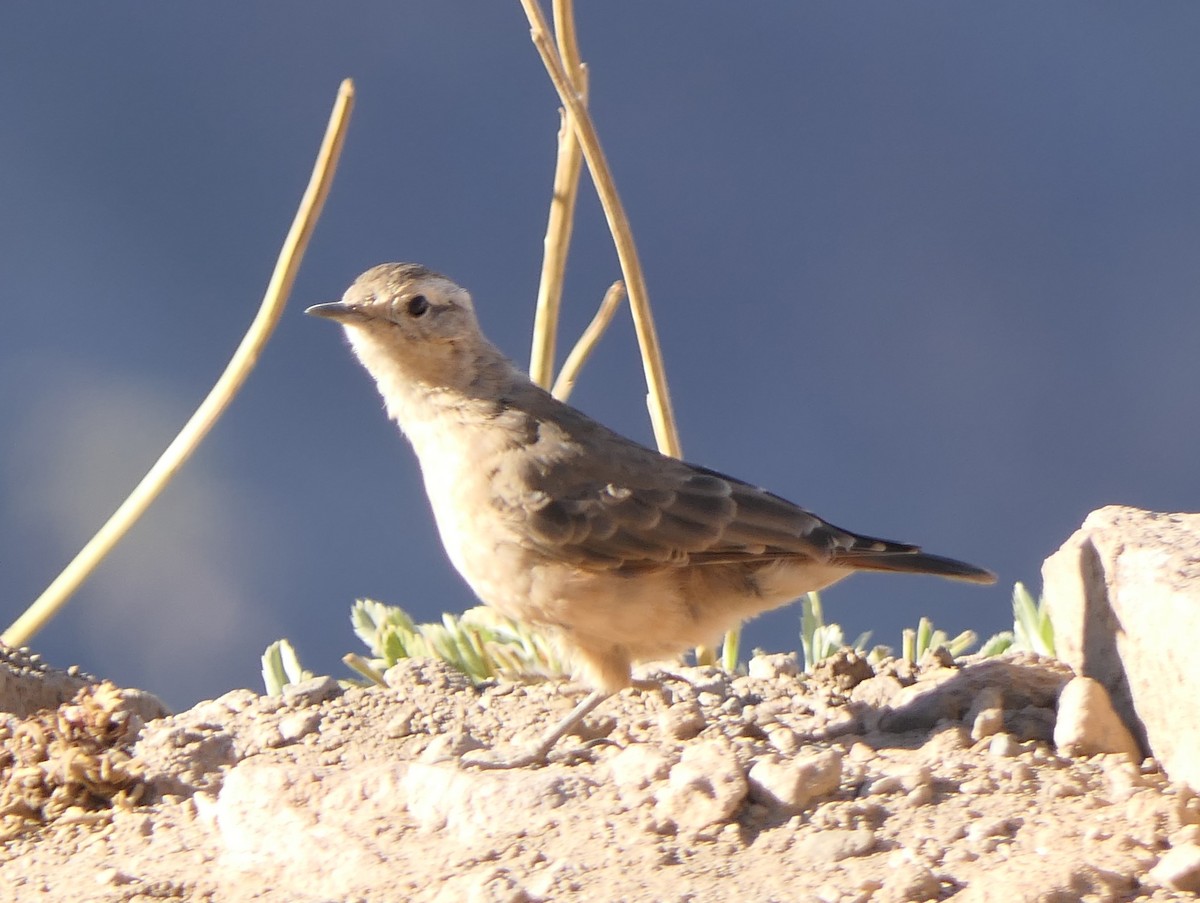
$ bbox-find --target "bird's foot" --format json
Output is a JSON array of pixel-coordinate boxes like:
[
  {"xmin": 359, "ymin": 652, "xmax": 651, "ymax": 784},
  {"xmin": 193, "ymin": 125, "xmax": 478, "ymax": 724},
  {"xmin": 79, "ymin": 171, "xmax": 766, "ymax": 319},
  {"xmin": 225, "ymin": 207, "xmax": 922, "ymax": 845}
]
[{"xmin": 462, "ymin": 688, "xmax": 610, "ymax": 770}]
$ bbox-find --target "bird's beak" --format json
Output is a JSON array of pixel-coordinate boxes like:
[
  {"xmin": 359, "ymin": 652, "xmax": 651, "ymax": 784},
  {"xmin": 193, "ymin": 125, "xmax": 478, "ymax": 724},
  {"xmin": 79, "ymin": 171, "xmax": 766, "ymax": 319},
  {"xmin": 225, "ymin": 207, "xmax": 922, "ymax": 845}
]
[{"xmin": 305, "ymin": 301, "xmax": 358, "ymax": 322}]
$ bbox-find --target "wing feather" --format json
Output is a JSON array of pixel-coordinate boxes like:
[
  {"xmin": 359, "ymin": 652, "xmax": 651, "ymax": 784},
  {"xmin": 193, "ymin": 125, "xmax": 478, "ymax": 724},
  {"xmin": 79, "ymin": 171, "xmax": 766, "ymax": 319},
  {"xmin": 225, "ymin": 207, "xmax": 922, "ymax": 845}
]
[{"xmin": 515, "ymin": 448, "xmax": 869, "ymax": 572}]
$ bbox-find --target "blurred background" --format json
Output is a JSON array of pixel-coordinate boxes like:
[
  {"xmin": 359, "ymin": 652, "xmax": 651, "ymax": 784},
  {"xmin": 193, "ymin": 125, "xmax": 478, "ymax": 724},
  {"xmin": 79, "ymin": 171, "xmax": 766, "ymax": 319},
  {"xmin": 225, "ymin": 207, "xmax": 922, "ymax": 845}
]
[{"xmin": 2, "ymin": 4, "xmax": 1197, "ymax": 710}]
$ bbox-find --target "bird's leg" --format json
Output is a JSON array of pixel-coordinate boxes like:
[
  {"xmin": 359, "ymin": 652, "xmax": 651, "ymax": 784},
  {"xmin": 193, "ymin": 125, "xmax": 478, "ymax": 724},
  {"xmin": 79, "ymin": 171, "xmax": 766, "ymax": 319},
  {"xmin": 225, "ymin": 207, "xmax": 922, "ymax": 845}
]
[{"xmin": 464, "ymin": 688, "xmax": 610, "ymax": 769}]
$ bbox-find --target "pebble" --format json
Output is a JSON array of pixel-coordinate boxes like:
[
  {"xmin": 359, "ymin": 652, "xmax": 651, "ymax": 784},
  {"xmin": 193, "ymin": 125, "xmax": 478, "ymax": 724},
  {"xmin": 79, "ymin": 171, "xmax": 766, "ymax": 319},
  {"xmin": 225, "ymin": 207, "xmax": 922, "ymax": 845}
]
[
  {"xmin": 277, "ymin": 711, "xmax": 321, "ymax": 742},
  {"xmin": 1148, "ymin": 843, "xmax": 1200, "ymax": 894},
  {"xmin": 747, "ymin": 652, "xmax": 799, "ymax": 680},
  {"xmin": 988, "ymin": 732, "xmax": 1021, "ymax": 758},
  {"xmin": 608, "ymin": 744, "xmax": 674, "ymax": 791},
  {"xmin": 792, "ymin": 828, "xmax": 876, "ymax": 866},
  {"xmin": 1053, "ymin": 677, "xmax": 1140, "ymax": 761},
  {"xmin": 655, "ymin": 740, "xmax": 748, "ymax": 831},
  {"xmin": 660, "ymin": 700, "xmax": 706, "ymax": 740},
  {"xmin": 748, "ymin": 749, "xmax": 843, "ymax": 812}
]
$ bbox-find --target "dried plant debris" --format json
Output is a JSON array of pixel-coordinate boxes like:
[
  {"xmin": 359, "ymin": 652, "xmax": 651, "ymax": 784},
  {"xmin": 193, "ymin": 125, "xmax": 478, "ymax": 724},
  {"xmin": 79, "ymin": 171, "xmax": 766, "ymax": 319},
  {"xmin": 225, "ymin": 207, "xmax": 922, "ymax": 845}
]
[{"xmin": 0, "ymin": 681, "xmax": 148, "ymax": 839}]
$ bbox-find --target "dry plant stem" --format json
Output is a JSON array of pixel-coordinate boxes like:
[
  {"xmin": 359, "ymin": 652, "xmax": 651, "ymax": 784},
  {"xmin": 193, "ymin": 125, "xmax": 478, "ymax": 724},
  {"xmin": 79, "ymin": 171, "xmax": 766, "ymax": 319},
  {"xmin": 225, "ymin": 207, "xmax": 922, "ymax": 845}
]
[
  {"xmin": 518, "ymin": 0, "xmax": 683, "ymax": 459},
  {"xmin": 519, "ymin": 2, "xmax": 733, "ymax": 667},
  {"xmin": 1, "ymin": 79, "xmax": 357, "ymax": 648},
  {"xmin": 343, "ymin": 653, "xmax": 387, "ymax": 687},
  {"xmin": 528, "ymin": 0, "xmax": 588, "ymax": 389},
  {"xmin": 528, "ymin": 104, "xmax": 587, "ymax": 389},
  {"xmin": 551, "ymin": 280, "xmax": 625, "ymax": 402},
  {"xmin": 550, "ymin": 0, "xmax": 586, "ymax": 100}
]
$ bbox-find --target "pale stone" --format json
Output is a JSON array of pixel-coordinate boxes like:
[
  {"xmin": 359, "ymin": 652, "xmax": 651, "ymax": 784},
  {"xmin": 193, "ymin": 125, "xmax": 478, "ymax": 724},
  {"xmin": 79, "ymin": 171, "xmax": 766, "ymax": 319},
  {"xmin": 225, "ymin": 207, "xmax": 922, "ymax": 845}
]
[
  {"xmin": 1148, "ymin": 843, "xmax": 1200, "ymax": 893},
  {"xmin": 1053, "ymin": 676, "xmax": 1140, "ymax": 761},
  {"xmin": 1043, "ymin": 506, "xmax": 1200, "ymax": 790},
  {"xmin": 655, "ymin": 740, "xmax": 747, "ymax": 830},
  {"xmin": 747, "ymin": 652, "xmax": 799, "ymax": 680},
  {"xmin": 747, "ymin": 749, "xmax": 842, "ymax": 811}
]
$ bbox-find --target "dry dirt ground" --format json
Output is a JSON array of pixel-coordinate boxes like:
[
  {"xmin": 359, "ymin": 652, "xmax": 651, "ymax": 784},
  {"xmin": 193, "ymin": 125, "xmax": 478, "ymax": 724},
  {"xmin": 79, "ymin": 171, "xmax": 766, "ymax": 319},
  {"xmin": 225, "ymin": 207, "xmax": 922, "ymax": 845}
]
[{"xmin": 3, "ymin": 650, "xmax": 1199, "ymax": 902}]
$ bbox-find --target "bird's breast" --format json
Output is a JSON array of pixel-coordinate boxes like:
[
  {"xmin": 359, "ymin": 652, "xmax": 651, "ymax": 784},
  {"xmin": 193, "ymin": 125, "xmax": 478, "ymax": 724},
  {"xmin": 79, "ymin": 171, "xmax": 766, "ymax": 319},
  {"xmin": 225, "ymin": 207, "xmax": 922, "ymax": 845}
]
[{"xmin": 403, "ymin": 408, "xmax": 536, "ymax": 601}]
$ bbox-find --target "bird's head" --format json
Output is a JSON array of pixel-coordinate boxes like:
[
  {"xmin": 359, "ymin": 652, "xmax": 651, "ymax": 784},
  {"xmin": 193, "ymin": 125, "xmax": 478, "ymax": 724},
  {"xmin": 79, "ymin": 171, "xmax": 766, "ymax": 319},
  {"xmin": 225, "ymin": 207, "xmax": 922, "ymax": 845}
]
[{"xmin": 307, "ymin": 263, "xmax": 490, "ymax": 388}]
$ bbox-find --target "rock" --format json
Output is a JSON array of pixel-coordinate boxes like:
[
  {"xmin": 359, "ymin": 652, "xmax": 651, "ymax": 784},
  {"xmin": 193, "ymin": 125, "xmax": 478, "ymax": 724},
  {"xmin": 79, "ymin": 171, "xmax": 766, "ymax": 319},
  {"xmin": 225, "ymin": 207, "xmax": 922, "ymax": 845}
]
[
  {"xmin": 0, "ymin": 644, "xmax": 169, "ymax": 720},
  {"xmin": 281, "ymin": 675, "xmax": 341, "ymax": 707},
  {"xmin": 659, "ymin": 698, "xmax": 706, "ymax": 739},
  {"xmin": 607, "ymin": 743, "xmax": 674, "ymax": 796},
  {"xmin": 655, "ymin": 740, "xmax": 748, "ymax": 831},
  {"xmin": 987, "ymin": 733, "xmax": 1021, "ymax": 758},
  {"xmin": 747, "ymin": 652, "xmax": 800, "ymax": 680},
  {"xmin": 1149, "ymin": 843, "xmax": 1200, "ymax": 893},
  {"xmin": 809, "ymin": 649, "xmax": 873, "ymax": 691},
  {"xmin": 403, "ymin": 761, "xmax": 593, "ymax": 843},
  {"xmin": 955, "ymin": 856, "xmax": 1135, "ymax": 902},
  {"xmin": 879, "ymin": 656, "xmax": 1070, "ymax": 734},
  {"xmin": 1053, "ymin": 677, "xmax": 1140, "ymax": 761},
  {"xmin": 747, "ymin": 749, "xmax": 842, "ymax": 812},
  {"xmin": 1043, "ymin": 506, "xmax": 1200, "ymax": 790},
  {"xmin": 792, "ymin": 828, "xmax": 876, "ymax": 866},
  {"xmin": 968, "ymin": 685, "xmax": 1005, "ymax": 741},
  {"xmin": 767, "ymin": 725, "xmax": 801, "ymax": 756},
  {"xmin": 212, "ymin": 759, "xmax": 411, "ymax": 894},
  {"xmin": 277, "ymin": 710, "xmax": 321, "ymax": 742},
  {"xmin": 877, "ymin": 862, "xmax": 941, "ymax": 903}
]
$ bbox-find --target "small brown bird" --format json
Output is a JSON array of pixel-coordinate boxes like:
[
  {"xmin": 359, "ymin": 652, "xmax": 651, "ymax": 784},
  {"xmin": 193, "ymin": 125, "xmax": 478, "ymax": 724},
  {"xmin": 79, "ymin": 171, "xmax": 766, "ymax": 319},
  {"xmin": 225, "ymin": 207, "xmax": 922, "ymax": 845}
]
[{"xmin": 308, "ymin": 263, "xmax": 995, "ymax": 764}]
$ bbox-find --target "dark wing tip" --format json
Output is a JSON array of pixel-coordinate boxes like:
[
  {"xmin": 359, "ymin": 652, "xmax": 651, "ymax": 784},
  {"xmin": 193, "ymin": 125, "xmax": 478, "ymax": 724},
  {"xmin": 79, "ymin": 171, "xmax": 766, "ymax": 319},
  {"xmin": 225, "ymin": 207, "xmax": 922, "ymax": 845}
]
[{"xmin": 841, "ymin": 547, "xmax": 997, "ymax": 584}]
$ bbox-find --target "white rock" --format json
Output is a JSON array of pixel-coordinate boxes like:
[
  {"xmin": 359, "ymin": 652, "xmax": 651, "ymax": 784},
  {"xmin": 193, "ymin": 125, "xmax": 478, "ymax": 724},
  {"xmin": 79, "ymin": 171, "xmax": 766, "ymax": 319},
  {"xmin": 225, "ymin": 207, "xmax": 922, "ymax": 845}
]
[
  {"xmin": 877, "ymin": 863, "xmax": 941, "ymax": 903},
  {"xmin": 607, "ymin": 744, "xmax": 674, "ymax": 791},
  {"xmin": 970, "ymin": 706, "xmax": 1005, "ymax": 741},
  {"xmin": 987, "ymin": 732, "xmax": 1021, "ymax": 758},
  {"xmin": 1148, "ymin": 842, "xmax": 1200, "ymax": 893},
  {"xmin": 866, "ymin": 765, "xmax": 929, "ymax": 796},
  {"xmin": 655, "ymin": 740, "xmax": 747, "ymax": 831},
  {"xmin": 747, "ymin": 749, "xmax": 842, "ymax": 811},
  {"xmin": 1053, "ymin": 676, "xmax": 1140, "ymax": 761},
  {"xmin": 281, "ymin": 675, "xmax": 340, "ymax": 707},
  {"xmin": 747, "ymin": 652, "xmax": 800, "ymax": 680},
  {"xmin": 277, "ymin": 710, "xmax": 320, "ymax": 742},
  {"xmin": 1043, "ymin": 506, "xmax": 1200, "ymax": 790},
  {"xmin": 403, "ymin": 762, "xmax": 589, "ymax": 843},
  {"xmin": 792, "ymin": 828, "xmax": 876, "ymax": 866},
  {"xmin": 213, "ymin": 759, "xmax": 409, "ymax": 895}
]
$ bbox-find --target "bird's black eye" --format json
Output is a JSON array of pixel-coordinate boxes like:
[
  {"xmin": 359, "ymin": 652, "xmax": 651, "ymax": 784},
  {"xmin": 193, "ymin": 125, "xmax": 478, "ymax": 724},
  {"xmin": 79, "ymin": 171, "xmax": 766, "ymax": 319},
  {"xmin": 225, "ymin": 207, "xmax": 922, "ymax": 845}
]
[{"xmin": 406, "ymin": 294, "xmax": 429, "ymax": 317}]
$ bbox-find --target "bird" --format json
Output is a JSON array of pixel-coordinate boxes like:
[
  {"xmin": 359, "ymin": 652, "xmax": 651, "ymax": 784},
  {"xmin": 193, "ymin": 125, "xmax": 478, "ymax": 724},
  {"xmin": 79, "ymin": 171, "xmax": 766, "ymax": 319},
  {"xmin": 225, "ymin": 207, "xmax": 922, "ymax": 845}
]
[{"xmin": 307, "ymin": 263, "xmax": 995, "ymax": 765}]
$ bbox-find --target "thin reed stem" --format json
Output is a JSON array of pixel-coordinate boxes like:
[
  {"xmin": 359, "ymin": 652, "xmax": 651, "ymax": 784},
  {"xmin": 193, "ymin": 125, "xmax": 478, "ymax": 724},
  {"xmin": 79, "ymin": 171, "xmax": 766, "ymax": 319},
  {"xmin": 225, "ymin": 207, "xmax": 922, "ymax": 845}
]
[{"xmin": 3, "ymin": 80, "xmax": 356, "ymax": 647}]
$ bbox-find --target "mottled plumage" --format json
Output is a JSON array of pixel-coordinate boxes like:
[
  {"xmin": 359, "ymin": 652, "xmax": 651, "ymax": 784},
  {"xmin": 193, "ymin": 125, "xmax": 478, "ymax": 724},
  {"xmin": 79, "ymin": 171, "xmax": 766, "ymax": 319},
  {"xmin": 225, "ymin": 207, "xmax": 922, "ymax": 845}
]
[{"xmin": 308, "ymin": 263, "xmax": 994, "ymax": 761}]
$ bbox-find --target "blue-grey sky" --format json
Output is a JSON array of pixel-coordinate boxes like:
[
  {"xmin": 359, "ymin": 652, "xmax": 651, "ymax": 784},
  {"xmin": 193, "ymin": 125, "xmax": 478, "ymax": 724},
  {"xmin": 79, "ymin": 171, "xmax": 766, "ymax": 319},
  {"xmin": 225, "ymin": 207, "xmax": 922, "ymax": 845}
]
[{"xmin": 3, "ymin": 5, "xmax": 1197, "ymax": 709}]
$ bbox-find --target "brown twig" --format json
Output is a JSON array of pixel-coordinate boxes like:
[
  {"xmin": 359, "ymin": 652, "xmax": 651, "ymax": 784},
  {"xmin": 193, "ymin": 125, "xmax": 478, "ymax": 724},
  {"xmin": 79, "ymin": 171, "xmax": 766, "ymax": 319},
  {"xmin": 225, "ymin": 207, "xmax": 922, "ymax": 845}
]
[
  {"xmin": 2, "ymin": 79, "xmax": 356, "ymax": 647},
  {"xmin": 518, "ymin": 3, "xmax": 728, "ymax": 666},
  {"xmin": 518, "ymin": 0, "xmax": 683, "ymax": 459},
  {"xmin": 528, "ymin": 0, "xmax": 588, "ymax": 390},
  {"xmin": 551, "ymin": 280, "xmax": 626, "ymax": 402}
]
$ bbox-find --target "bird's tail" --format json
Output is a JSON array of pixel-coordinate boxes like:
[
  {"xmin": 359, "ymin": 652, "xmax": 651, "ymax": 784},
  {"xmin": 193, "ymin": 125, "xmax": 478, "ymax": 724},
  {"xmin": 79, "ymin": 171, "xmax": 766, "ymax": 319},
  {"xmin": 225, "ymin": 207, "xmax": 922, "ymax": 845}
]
[{"xmin": 835, "ymin": 536, "xmax": 996, "ymax": 584}]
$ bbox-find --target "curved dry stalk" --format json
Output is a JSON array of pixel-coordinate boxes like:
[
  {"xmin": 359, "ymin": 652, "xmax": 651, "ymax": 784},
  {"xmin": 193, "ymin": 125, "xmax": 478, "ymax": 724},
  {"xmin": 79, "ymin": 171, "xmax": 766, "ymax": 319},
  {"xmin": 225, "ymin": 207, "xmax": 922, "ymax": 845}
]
[
  {"xmin": 2, "ymin": 79, "xmax": 356, "ymax": 648},
  {"xmin": 518, "ymin": 0, "xmax": 682, "ymax": 460},
  {"xmin": 518, "ymin": 2, "xmax": 733, "ymax": 668},
  {"xmin": 551, "ymin": 280, "xmax": 625, "ymax": 402},
  {"xmin": 528, "ymin": 0, "xmax": 589, "ymax": 389}
]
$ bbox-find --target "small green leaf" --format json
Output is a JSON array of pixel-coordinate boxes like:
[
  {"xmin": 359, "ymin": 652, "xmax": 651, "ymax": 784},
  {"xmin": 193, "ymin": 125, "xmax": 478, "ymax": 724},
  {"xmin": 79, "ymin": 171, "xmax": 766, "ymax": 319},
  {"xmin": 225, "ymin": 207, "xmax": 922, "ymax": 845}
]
[{"xmin": 261, "ymin": 639, "xmax": 313, "ymax": 695}]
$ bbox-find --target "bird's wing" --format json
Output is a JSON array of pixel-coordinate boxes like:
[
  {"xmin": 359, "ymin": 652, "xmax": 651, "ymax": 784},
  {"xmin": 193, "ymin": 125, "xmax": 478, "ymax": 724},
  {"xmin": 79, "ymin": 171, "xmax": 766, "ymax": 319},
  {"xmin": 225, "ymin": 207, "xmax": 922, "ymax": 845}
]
[{"xmin": 515, "ymin": 450, "xmax": 908, "ymax": 573}]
